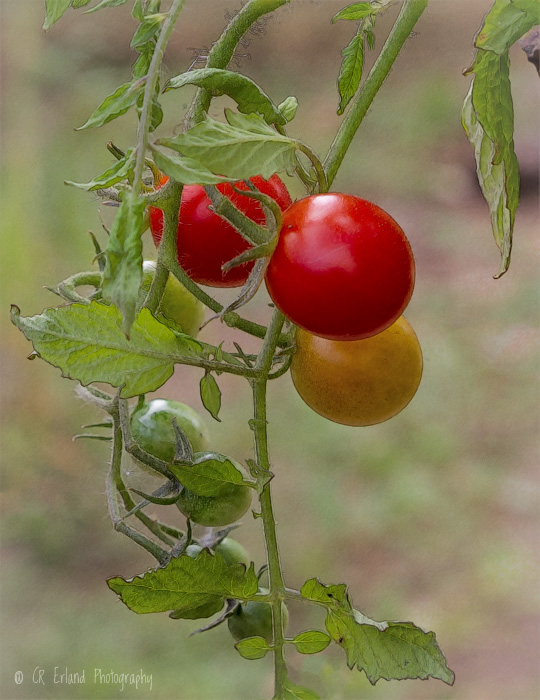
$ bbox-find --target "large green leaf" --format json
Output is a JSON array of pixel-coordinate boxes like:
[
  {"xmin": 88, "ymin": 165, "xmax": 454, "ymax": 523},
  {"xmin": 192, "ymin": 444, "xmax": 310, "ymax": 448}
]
[
  {"xmin": 165, "ymin": 68, "xmax": 286, "ymax": 126},
  {"xmin": 149, "ymin": 146, "xmax": 232, "ymax": 185},
  {"xmin": 474, "ymin": 0, "xmax": 540, "ymax": 54},
  {"xmin": 102, "ymin": 196, "xmax": 145, "ymax": 333},
  {"xmin": 301, "ymin": 579, "xmax": 454, "ymax": 686},
  {"xmin": 108, "ymin": 549, "xmax": 258, "ymax": 614},
  {"xmin": 462, "ymin": 50, "xmax": 519, "ymax": 277},
  {"xmin": 11, "ymin": 302, "xmax": 202, "ymax": 399},
  {"xmin": 77, "ymin": 80, "xmax": 144, "ymax": 130},
  {"xmin": 157, "ymin": 111, "xmax": 297, "ymax": 181}
]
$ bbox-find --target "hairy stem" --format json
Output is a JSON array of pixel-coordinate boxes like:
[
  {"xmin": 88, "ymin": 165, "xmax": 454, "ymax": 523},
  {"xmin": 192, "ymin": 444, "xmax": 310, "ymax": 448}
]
[
  {"xmin": 132, "ymin": 0, "xmax": 187, "ymax": 196},
  {"xmin": 188, "ymin": 0, "xmax": 292, "ymax": 126},
  {"xmin": 323, "ymin": 0, "xmax": 429, "ymax": 188},
  {"xmin": 251, "ymin": 308, "xmax": 288, "ymax": 698}
]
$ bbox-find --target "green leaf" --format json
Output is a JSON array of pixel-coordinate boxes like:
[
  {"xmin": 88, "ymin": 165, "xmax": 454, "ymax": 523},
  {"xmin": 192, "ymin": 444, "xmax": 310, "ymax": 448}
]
[
  {"xmin": 278, "ymin": 96, "xmax": 299, "ymax": 123},
  {"xmin": 108, "ymin": 549, "xmax": 258, "ymax": 615},
  {"xmin": 337, "ymin": 30, "xmax": 365, "ymax": 115},
  {"xmin": 200, "ymin": 372, "xmax": 222, "ymax": 421},
  {"xmin": 43, "ymin": 0, "xmax": 71, "ymax": 30},
  {"xmin": 301, "ymin": 579, "xmax": 454, "ymax": 686},
  {"xmin": 149, "ymin": 146, "xmax": 231, "ymax": 185},
  {"xmin": 475, "ymin": 0, "xmax": 540, "ymax": 54},
  {"xmin": 133, "ymin": 43, "xmax": 154, "ymax": 79},
  {"xmin": 282, "ymin": 677, "xmax": 320, "ymax": 700},
  {"xmin": 165, "ymin": 68, "xmax": 286, "ymax": 126},
  {"xmin": 157, "ymin": 112, "xmax": 297, "ymax": 181},
  {"xmin": 84, "ymin": 0, "xmax": 129, "ymax": 14},
  {"xmin": 290, "ymin": 630, "xmax": 331, "ymax": 655},
  {"xmin": 131, "ymin": 13, "xmax": 166, "ymax": 48},
  {"xmin": 11, "ymin": 302, "xmax": 203, "ymax": 399},
  {"xmin": 72, "ymin": 0, "xmax": 93, "ymax": 8},
  {"xmin": 169, "ymin": 597, "xmax": 225, "ymax": 620},
  {"xmin": 77, "ymin": 80, "xmax": 144, "ymax": 130},
  {"xmin": 65, "ymin": 149, "xmax": 136, "ymax": 191},
  {"xmin": 101, "ymin": 196, "xmax": 145, "ymax": 333},
  {"xmin": 462, "ymin": 49, "xmax": 519, "ymax": 277},
  {"xmin": 234, "ymin": 636, "xmax": 271, "ymax": 660},
  {"xmin": 332, "ymin": 2, "xmax": 377, "ymax": 22},
  {"xmin": 169, "ymin": 454, "xmax": 252, "ymax": 497}
]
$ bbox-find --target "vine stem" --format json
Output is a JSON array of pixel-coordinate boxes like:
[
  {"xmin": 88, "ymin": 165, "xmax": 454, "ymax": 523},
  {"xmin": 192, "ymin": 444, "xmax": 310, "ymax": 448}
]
[
  {"xmin": 323, "ymin": 0, "xmax": 429, "ymax": 188},
  {"xmin": 250, "ymin": 308, "xmax": 289, "ymax": 698},
  {"xmin": 131, "ymin": 0, "xmax": 187, "ymax": 197},
  {"xmin": 188, "ymin": 0, "xmax": 292, "ymax": 126}
]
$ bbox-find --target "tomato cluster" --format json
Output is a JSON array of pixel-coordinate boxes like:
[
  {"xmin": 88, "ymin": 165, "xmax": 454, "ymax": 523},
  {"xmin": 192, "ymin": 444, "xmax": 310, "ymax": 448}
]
[{"xmin": 265, "ymin": 192, "xmax": 422, "ymax": 426}]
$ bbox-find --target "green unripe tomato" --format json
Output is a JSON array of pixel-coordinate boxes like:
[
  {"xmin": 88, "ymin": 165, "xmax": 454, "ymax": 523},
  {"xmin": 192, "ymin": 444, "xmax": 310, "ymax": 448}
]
[
  {"xmin": 130, "ymin": 399, "xmax": 209, "ymax": 464},
  {"xmin": 227, "ymin": 590, "xmax": 289, "ymax": 643},
  {"xmin": 185, "ymin": 537, "xmax": 250, "ymax": 568},
  {"xmin": 176, "ymin": 453, "xmax": 252, "ymax": 527},
  {"xmin": 140, "ymin": 260, "xmax": 205, "ymax": 337}
]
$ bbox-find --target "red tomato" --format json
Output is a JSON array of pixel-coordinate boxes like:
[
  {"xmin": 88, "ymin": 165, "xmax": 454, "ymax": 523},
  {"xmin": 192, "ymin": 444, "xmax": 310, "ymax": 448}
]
[
  {"xmin": 265, "ymin": 193, "xmax": 415, "ymax": 341},
  {"xmin": 149, "ymin": 175, "xmax": 292, "ymax": 288}
]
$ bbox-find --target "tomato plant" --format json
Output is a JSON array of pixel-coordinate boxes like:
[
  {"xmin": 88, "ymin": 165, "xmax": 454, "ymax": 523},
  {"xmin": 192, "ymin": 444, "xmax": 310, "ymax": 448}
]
[
  {"xmin": 266, "ymin": 194, "xmax": 415, "ymax": 341},
  {"xmin": 291, "ymin": 317, "xmax": 423, "ymax": 426},
  {"xmin": 11, "ymin": 0, "xmax": 530, "ymax": 696},
  {"xmin": 149, "ymin": 176, "xmax": 292, "ymax": 287},
  {"xmin": 130, "ymin": 399, "xmax": 209, "ymax": 464}
]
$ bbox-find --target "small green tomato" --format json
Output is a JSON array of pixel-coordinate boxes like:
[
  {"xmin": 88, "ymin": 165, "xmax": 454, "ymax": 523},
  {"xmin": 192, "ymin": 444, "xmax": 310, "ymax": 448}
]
[{"xmin": 140, "ymin": 260, "xmax": 205, "ymax": 337}]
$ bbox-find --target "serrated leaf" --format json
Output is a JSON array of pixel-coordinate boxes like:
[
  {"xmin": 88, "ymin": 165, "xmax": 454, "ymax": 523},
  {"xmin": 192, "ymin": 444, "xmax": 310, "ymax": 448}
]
[
  {"xmin": 11, "ymin": 302, "xmax": 203, "ymax": 399},
  {"xmin": 108, "ymin": 549, "xmax": 258, "ymax": 614},
  {"xmin": 131, "ymin": 13, "xmax": 166, "ymax": 48},
  {"xmin": 77, "ymin": 80, "xmax": 144, "ymax": 130},
  {"xmin": 169, "ymin": 454, "xmax": 251, "ymax": 496},
  {"xmin": 149, "ymin": 146, "xmax": 231, "ymax": 185},
  {"xmin": 157, "ymin": 112, "xmax": 297, "ymax": 181},
  {"xmin": 337, "ymin": 30, "xmax": 365, "ymax": 115},
  {"xmin": 462, "ymin": 49, "xmax": 519, "ymax": 277},
  {"xmin": 85, "ymin": 0, "xmax": 129, "ymax": 14},
  {"xmin": 43, "ymin": 0, "xmax": 71, "ymax": 30},
  {"xmin": 65, "ymin": 149, "xmax": 136, "ymax": 191},
  {"xmin": 332, "ymin": 1, "xmax": 377, "ymax": 22},
  {"xmin": 200, "ymin": 372, "xmax": 222, "ymax": 421},
  {"xmin": 301, "ymin": 579, "xmax": 454, "ymax": 686},
  {"xmin": 278, "ymin": 96, "xmax": 299, "ymax": 123},
  {"xmin": 291, "ymin": 630, "xmax": 331, "ymax": 655},
  {"xmin": 475, "ymin": 0, "xmax": 540, "ymax": 55},
  {"xmin": 165, "ymin": 68, "xmax": 286, "ymax": 126},
  {"xmin": 235, "ymin": 636, "xmax": 271, "ymax": 660},
  {"xmin": 101, "ymin": 196, "xmax": 145, "ymax": 333}
]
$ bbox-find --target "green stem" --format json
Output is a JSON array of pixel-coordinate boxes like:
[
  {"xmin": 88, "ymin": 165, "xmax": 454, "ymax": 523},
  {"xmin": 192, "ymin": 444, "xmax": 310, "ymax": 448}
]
[
  {"xmin": 188, "ymin": 0, "xmax": 292, "ymax": 125},
  {"xmin": 323, "ymin": 0, "xmax": 429, "ymax": 188},
  {"xmin": 295, "ymin": 142, "xmax": 328, "ymax": 193},
  {"xmin": 251, "ymin": 308, "xmax": 288, "ymax": 699},
  {"xmin": 107, "ymin": 397, "xmax": 172, "ymax": 562},
  {"xmin": 132, "ymin": 0, "xmax": 187, "ymax": 196}
]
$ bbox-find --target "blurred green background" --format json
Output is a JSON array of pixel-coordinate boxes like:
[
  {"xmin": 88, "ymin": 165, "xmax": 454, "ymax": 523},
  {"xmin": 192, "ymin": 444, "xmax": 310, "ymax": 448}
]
[{"xmin": 1, "ymin": 1, "xmax": 539, "ymax": 698}]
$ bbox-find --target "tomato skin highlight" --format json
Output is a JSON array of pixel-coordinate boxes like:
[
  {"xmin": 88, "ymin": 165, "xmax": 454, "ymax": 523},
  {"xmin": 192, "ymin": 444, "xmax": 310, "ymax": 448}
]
[
  {"xmin": 149, "ymin": 175, "xmax": 292, "ymax": 288},
  {"xmin": 265, "ymin": 193, "xmax": 415, "ymax": 341},
  {"xmin": 290, "ymin": 317, "xmax": 423, "ymax": 426}
]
